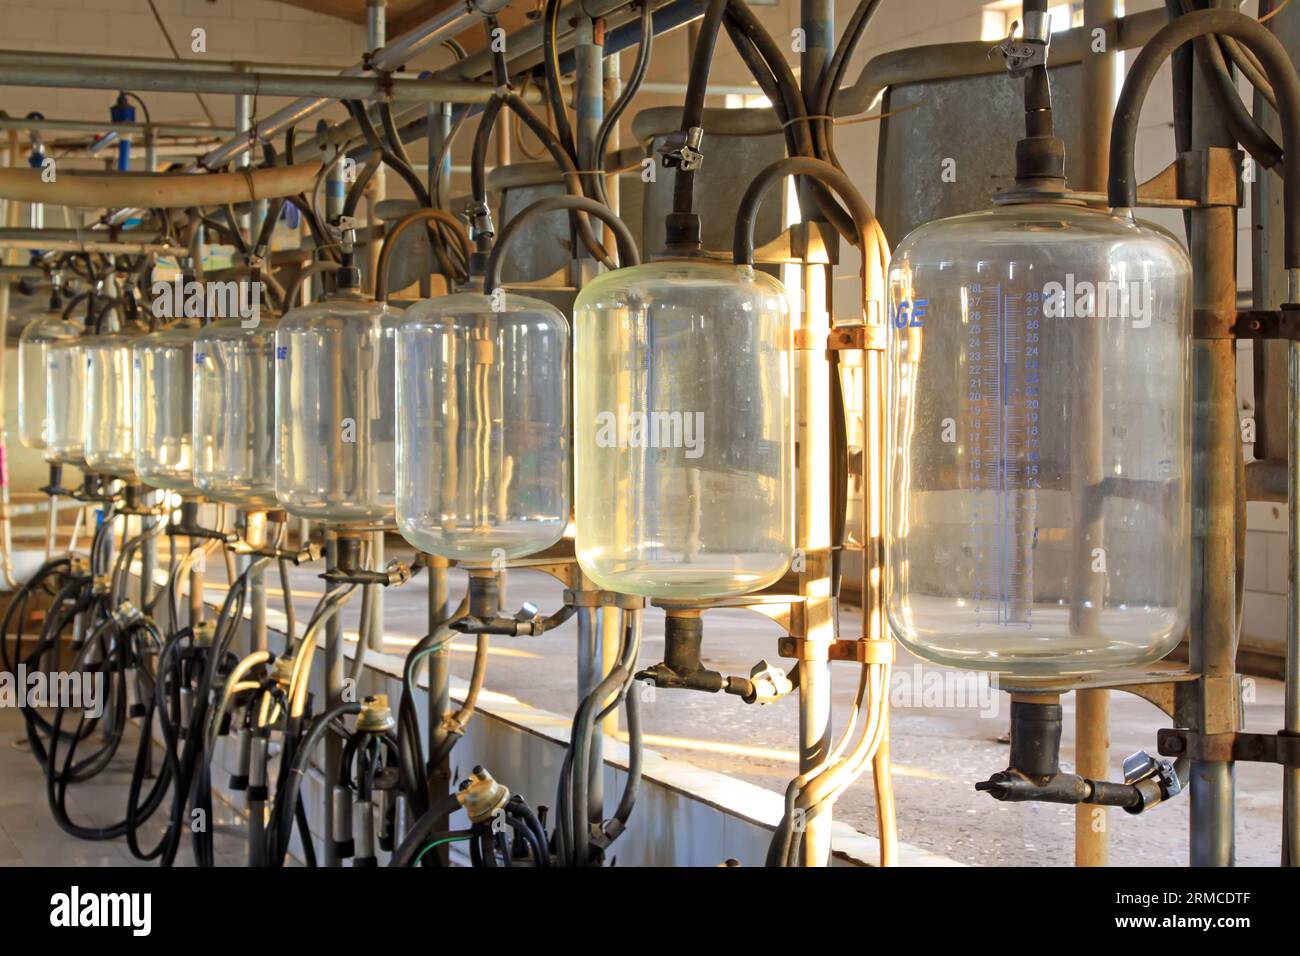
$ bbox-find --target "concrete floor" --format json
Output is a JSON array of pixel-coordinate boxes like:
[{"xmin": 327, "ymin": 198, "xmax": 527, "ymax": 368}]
[
  {"xmin": 0, "ymin": 709, "xmax": 249, "ymax": 867},
  {"xmin": 1, "ymin": 542, "xmax": 1289, "ymax": 867}
]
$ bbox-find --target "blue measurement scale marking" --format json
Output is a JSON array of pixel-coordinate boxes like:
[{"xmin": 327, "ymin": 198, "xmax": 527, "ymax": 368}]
[{"xmin": 969, "ymin": 280, "xmax": 1039, "ymax": 628}]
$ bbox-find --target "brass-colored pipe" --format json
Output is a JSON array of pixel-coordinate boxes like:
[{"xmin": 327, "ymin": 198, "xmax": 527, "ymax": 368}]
[{"xmin": 0, "ymin": 161, "xmax": 322, "ymax": 209}]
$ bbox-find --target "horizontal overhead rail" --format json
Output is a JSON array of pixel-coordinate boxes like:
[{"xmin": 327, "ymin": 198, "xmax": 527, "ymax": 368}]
[
  {"xmin": 0, "ymin": 114, "xmax": 237, "ymax": 139},
  {"xmin": 0, "ymin": 64, "xmax": 510, "ymax": 108}
]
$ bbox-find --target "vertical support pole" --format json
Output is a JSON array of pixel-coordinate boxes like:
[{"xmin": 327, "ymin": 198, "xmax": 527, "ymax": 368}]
[
  {"xmin": 574, "ymin": 11, "xmax": 607, "ymax": 825},
  {"xmin": 326, "ymin": 147, "xmax": 347, "ymax": 224},
  {"xmin": 234, "ymin": 72, "xmax": 256, "ymax": 240},
  {"xmin": 600, "ymin": 38, "xmax": 622, "ymax": 737},
  {"xmin": 368, "ymin": 531, "xmax": 384, "ymax": 651},
  {"xmin": 1073, "ymin": 0, "xmax": 1116, "ymax": 869},
  {"xmin": 322, "ymin": 532, "xmax": 344, "ymax": 866},
  {"xmin": 247, "ymin": 510, "xmax": 268, "ymax": 654},
  {"xmin": 143, "ymin": 128, "xmax": 157, "ymax": 174},
  {"xmin": 424, "ymin": 553, "xmax": 453, "ymax": 863},
  {"xmin": 795, "ymin": 258, "xmax": 835, "ymax": 868},
  {"xmin": 1188, "ymin": 0, "xmax": 1239, "ymax": 866},
  {"xmin": 366, "ymin": 0, "xmax": 387, "ymax": 288},
  {"xmin": 428, "ymin": 102, "xmax": 452, "ymax": 205},
  {"xmin": 1285, "ymin": 339, "xmax": 1300, "ymax": 865},
  {"xmin": 602, "ymin": 50, "xmax": 621, "ymax": 264},
  {"xmin": 572, "ymin": 14, "xmax": 604, "ymax": 288},
  {"xmin": 188, "ymin": 500, "xmax": 204, "ymax": 629},
  {"xmin": 576, "ymin": 602, "xmax": 604, "ymax": 823},
  {"xmin": 140, "ymin": 491, "xmax": 156, "ymax": 611},
  {"xmin": 789, "ymin": 0, "xmax": 837, "ymax": 870}
]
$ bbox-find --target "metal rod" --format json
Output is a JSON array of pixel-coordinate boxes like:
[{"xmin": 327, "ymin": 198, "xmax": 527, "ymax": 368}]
[
  {"xmin": 1188, "ymin": 0, "xmax": 1240, "ymax": 866},
  {"xmin": 1286, "ymin": 340, "xmax": 1300, "ymax": 865},
  {"xmin": 425, "ymin": 555, "xmax": 453, "ymax": 864},
  {"xmin": 366, "ymin": 0, "xmax": 388, "ymax": 290},
  {"xmin": 0, "ymin": 63, "xmax": 509, "ymax": 106},
  {"xmin": 247, "ymin": 511, "xmax": 269, "ymax": 655},
  {"xmin": 201, "ymin": 2, "xmax": 482, "ymax": 170},
  {"xmin": 0, "ymin": 115, "xmax": 236, "ymax": 138},
  {"xmin": 574, "ymin": 12, "xmax": 607, "ymax": 822},
  {"xmin": 1074, "ymin": 0, "xmax": 1116, "ymax": 870},
  {"xmin": 0, "ymin": 48, "xmax": 380, "ymax": 78},
  {"xmin": 576, "ymin": 604, "xmax": 604, "ymax": 824},
  {"xmin": 792, "ymin": 0, "xmax": 837, "ymax": 870},
  {"xmin": 234, "ymin": 78, "xmax": 254, "ymax": 238},
  {"xmin": 323, "ymin": 533, "xmax": 345, "ymax": 867},
  {"xmin": 368, "ymin": 531, "xmax": 384, "ymax": 652}
]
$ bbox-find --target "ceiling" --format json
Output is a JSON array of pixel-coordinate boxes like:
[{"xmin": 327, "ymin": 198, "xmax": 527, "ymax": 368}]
[{"xmin": 270, "ymin": 0, "xmax": 542, "ymax": 51}]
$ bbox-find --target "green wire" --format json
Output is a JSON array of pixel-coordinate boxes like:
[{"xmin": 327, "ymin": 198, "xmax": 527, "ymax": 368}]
[
  {"xmin": 411, "ymin": 834, "xmax": 472, "ymax": 866},
  {"xmin": 404, "ymin": 632, "xmax": 461, "ymax": 685}
]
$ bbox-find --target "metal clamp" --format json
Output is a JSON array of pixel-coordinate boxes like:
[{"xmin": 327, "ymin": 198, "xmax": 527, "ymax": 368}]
[
  {"xmin": 465, "ymin": 199, "xmax": 494, "ymax": 238},
  {"xmin": 825, "ymin": 324, "xmax": 887, "ymax": 353},
  {"xmin": 990, "ymin": 16, "xmax": 1050, "ymax": 75},
  {"xmin": 778, "ymin": 636, "xmax": 895, "ymax": 664},
  {"xmin": 659, "ymin": 126, "xmax": 704, "ymax": 172},
  {"xmin": 1158, "ymin": 728, "xmax": 1300, "ymax": 766}
]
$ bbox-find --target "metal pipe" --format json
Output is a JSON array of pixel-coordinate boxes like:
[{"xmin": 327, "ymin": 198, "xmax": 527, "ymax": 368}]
[
  {"xmin": 0, "ymin": 115, "xmax": 236, "ymax": 138},
  {"xmin": 235, "ymin": 78, "xmax": 255, "ymax": 238},
  {"xmin": 0, "ymin": 238, "xmax": 180, "ymax": 254},
  {"xmin": 576, "ymin": 604, "xmax": 604, "ymax": 825},
  {"xmin": 201, "ymin": 2, "xmax": 484, "ymax": 170},
  {"xmin": 0, "ymin": 63, "xmax": 510, "ymax": 106},
  {"xmin": 1286, "ymin": 341, "xmax": 1300, "ymax": 865},
  {"xmin": 247, "ymin": 511, "xmax": 269, "ymax": 655},
  {"xmin": 789, "ymin": 0, "xmax": 837, "ymax": 870},
  {"xmin": 573, "ymin": 14, "xmax": 603, "ymax": 286},
  {"xmin": 0, "ymin": 131, "xmax": 21, "ymax": 592},
  {"xmin": 0, "ymin": 48, "xmax": 378, "ymax": 77},
  {"xmin": 1074, "ymin": 0, "xmax": 1116, "ymax": 870},
  {"xmin": 1187, "ymin": 1, "xmax": 1240, "ymax": 866},
  {"xmin": 0, "ymin": 161, "xmax": 319, "ymax": 208},
  {"xmin": 367, "ymin": 531, "xmax": 384, "ymax": 652},
  {"xmin": 425, "ymin": 555, "xmax": 453, "ymax": 864},
  {"xmin": 323, "ymin": 534, "xmax": 345, "ymax": 867},
  {"xmin": 366, "ymin": 0, "xmax": 388, "ymax": 289}
]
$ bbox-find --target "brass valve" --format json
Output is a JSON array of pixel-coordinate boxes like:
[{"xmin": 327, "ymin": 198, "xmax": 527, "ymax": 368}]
[{"xmin": 457, "ymin": 766, "xmax": 510, "ymax": 825}]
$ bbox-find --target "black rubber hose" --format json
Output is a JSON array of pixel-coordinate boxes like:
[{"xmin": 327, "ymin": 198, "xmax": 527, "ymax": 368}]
[
  {"xmin": 1178, "ymin": 0, "xmax": 1282, "ymax": 170},
  {"xmin": 389, "ymin": 791, "xmax": 469, "ymax": 867},
  {"xmin": 734, "ymin": 156, "xmax": 878, "ymax": 267},
  {"xmin": 268, "ymin": 701, "xmax": 361, "ymax": 866},
  {"xmin": 672, "ymin": 0, "xmax": 730, "ymax": 222},
  {"xmin": 470, "ymin": 95, "xmax": 507, "ymax": 238},
  {"xmin": 485, "ymin": 194, "xmax": 639, "ymax": 293},
  {"xmin": 570, "ymin": 614, "xmax": 642, "ymax": 866},
  {"xmin": 591, "ymin": 0, "xmax": 654, "ymax": 208},
  {"xmin": 502, "ymin": 91, "xmax": 617, "ymax": 267},
  {"xmin": 543, "ymin": 0, "xmax": 578, "ymax": 161},
  {"xmin": 722, "ymin": 0, "xmax": 859, "ymax": 243},
  {"xmin": 1108, "ymin": 8, "xmax": 1300, "ymax": 267}
]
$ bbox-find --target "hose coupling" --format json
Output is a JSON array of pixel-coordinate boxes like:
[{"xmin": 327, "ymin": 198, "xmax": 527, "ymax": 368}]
[
  {"xmin": 111, "ymin": 601, "xmax": 143, "ymax": 627},
  {"xmin": 1121, "ymin": 750, "xmax": 1182, "ymax": 813},
  {"xmin": 192, "ymin": 620, "xmax": 216, "ymax": 648},
  {"xmin": 743, "ymin": 659, "xmax": 794, "ymax": 705}
]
